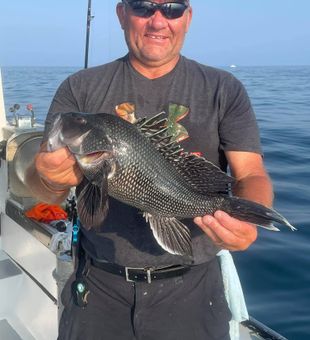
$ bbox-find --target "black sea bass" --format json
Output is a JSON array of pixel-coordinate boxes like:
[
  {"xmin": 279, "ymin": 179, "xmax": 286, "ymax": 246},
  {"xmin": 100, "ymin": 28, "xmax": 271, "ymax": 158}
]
[{"xmin": 47, "ymin": 112, "xmax": 295, "ymax": 256}]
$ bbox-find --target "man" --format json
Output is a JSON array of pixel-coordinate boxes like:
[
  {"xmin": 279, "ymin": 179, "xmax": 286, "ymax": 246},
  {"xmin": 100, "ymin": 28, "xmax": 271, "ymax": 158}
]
[{"xmin": 26, "ymin": 1, "xmax": 273, "ymax": 339}]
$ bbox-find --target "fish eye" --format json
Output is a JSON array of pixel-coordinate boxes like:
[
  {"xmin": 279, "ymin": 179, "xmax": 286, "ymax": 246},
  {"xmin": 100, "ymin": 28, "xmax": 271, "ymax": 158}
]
[{"xmin": 74, "ymin": 116, "xmax": 87, "ymax": 124}]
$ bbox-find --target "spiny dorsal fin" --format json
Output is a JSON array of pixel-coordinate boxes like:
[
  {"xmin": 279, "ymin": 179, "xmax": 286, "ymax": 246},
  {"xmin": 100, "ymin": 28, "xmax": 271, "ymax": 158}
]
[
  {"xmin": 135, "ymin": 112, "xmax": 234, "ymax": 194},
  {"xmin": 172, "ymin": 152, "xmax": 234, "ymax": 193},
  {"xmin": 135, "ymin": 112, "xmax": 167, "ymax": 132}
]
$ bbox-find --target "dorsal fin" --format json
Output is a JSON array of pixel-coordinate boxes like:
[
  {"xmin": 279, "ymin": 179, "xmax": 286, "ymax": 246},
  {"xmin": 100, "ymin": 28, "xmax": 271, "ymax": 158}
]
[
  {"xmin": 135, "ymin": 112, "xmax": 167, "ymax": 133},
  {"xmin": 134, "ymin": 113, "xmax": 234, "ymax": 194}
]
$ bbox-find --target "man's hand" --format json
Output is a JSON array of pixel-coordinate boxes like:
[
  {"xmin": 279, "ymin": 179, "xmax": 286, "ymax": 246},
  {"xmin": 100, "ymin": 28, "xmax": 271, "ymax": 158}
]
[
  {"xmin": 25, "ymin": 144, "xmax": 83, "ymax": 204},
  {"xmin": 195, "ymin": 151, "xmax": 273, "ymax": 251},
  {"xmin": 35, "ymin": 145, "xmax": 83, "ymax": 188},
  {"xmin": 194, "ymin": 211, "xmax": 258, "ymax": 251}
]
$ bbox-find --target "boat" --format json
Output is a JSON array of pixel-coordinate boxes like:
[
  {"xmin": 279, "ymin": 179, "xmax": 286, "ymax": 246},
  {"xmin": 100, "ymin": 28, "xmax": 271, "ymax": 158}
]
[{"xmin": 0, "ymin": 68, "xmax": 289, "ymax": 340}]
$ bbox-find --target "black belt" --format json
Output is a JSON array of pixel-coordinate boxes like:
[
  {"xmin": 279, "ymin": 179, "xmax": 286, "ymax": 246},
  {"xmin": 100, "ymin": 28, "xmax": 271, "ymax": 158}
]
[{"xmin": 91, "ymin": 259, "xmax": 190, "ymax": 283}]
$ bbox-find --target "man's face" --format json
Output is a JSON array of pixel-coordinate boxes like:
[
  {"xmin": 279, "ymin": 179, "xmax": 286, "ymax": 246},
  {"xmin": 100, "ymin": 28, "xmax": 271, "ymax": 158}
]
[{"xmin": 117, "ymin": 1, "xmax": 192, "ymax": 70}]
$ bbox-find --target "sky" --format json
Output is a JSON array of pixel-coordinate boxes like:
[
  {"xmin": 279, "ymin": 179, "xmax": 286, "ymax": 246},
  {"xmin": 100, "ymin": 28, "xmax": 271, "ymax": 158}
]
[{"xmin": 0, "ymin": 0, "xmax": 309, "ymax": 67}]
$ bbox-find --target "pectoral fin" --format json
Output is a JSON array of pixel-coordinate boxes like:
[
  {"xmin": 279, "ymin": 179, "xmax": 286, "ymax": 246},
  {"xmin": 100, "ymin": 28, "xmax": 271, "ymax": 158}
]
[
  {"xmin": 77, "ymin": 176, "xmax": 109, "ymax": 230},
  {"xmin": 144, "ymin": 213, "xmax": 192, "ymax": 257}
]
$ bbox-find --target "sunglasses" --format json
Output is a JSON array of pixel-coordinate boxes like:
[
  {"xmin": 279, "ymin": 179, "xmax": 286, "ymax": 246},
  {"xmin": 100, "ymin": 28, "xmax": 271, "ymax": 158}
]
[{"xmin": 122, "ymin": 1, "xmax": 189, "ymax": 19}]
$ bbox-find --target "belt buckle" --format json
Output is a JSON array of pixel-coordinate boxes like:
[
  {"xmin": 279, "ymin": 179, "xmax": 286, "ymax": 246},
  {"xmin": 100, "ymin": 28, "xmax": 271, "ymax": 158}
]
[{"xmin": 125, "ymin": 266, "xmax": 153, "ymax": 283}]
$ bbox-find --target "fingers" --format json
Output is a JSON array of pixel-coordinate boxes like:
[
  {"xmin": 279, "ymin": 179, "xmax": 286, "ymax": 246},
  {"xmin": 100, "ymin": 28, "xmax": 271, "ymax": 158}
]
[
  {"xmin": 194, "ymin": 211, "xmax": 258, "ymax": 251},
  {"xmin": 35, "ymin": 147, "xmax": 83, "ymax": 187},
  {"xmin": 194, "ymin": 216, "xmax": 226, "ymax": 247}
]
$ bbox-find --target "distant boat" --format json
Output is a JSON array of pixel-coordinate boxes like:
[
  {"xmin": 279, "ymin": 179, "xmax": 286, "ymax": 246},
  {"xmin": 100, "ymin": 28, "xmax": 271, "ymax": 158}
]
[{"xmin": 230, "ymin": 64, "xmax": 237, "ymax": 68}]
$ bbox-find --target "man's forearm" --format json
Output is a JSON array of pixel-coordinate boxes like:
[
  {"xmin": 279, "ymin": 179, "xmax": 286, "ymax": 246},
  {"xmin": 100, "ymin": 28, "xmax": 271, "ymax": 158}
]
[
  {"xmin": 25, "ymin": 163, "xmax": 70, "ymax": 204},
  {"xmin": 232, "ymin": 175, "xmax": 274, "ymax": 208}
]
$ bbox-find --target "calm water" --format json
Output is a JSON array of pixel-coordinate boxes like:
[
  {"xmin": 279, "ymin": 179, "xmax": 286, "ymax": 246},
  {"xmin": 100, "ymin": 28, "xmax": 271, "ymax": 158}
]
[{"xmin": 2, "ymin": 65, "xmax": 310, "ymax": 339}]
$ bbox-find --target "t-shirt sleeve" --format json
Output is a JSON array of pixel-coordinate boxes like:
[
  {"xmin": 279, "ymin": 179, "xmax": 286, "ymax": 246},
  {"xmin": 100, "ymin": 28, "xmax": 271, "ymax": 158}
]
[
  {"xmin": 218, "ymin": 74, "xmax": 262, "ymax": 154},
  {"xmin": 42, "ymin": 76, "xmax": 81, "ymax": 141}
]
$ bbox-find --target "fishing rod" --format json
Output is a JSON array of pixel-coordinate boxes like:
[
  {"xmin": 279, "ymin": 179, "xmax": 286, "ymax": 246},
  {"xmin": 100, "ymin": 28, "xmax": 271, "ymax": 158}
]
[{"xmin": 84, "ymin": 0, "xmax": 94, "ymax": 69}]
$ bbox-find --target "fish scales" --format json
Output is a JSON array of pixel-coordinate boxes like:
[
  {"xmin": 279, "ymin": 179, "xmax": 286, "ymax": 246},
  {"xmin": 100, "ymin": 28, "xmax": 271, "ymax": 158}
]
[
  {"xmin": 47, "ymin": 112, "xmax": 296, "ymax": 256},
  {"xmin": 106, "ymin": 119, "xmax": 221, "ymax": 217}
]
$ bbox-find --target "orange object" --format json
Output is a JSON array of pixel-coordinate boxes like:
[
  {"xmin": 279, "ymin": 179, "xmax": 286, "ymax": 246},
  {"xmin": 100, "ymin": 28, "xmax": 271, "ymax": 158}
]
[{"xmin": 25, "ymin": 202, "xmax": 67, "ymax": 223}]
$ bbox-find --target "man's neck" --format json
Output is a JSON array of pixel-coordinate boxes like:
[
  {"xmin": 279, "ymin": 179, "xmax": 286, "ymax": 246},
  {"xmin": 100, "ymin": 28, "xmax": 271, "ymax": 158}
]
[{"xmin": 128, "ymin": 54, "xmax": 180, "ymax": 79}]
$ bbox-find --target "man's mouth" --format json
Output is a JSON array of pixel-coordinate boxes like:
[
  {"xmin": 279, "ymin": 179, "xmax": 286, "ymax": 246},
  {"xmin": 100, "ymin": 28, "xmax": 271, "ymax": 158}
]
[{"xmin": 145, "ymin": 33, "xmax": 167, "ymax": 40}]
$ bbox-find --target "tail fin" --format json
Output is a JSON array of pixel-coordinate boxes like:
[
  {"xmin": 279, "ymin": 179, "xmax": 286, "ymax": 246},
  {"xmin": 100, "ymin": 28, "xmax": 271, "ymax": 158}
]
[{"xmin": 222, "ymin": 197, "xmax": 296, "ymax": 231}]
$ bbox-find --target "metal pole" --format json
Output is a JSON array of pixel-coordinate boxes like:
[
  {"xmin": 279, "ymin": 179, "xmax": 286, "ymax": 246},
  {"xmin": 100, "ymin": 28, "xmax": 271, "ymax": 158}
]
[{"xmin": 84, "ymin": 0, "xmax": 92, "ymax": 69}]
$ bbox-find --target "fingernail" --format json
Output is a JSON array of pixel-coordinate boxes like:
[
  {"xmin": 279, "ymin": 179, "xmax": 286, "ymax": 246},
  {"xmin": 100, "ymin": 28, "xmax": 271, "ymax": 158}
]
[
  {"xmin": 214, "ymin": 210, "xmax": 225, "ymax": 219},
  {"xmin": 203, "ymin": 215, "xmax": 213, "ymax": 224},
  {"xmin": 194, "ymin": 217, "xmax": 202, "ymax": 224}
]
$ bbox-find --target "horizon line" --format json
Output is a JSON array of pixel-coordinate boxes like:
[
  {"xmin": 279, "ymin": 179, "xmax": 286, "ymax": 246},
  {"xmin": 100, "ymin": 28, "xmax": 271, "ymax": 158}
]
[{"xmin": 1, "ymin": 64, "xmax": 310, "ymax": 68}]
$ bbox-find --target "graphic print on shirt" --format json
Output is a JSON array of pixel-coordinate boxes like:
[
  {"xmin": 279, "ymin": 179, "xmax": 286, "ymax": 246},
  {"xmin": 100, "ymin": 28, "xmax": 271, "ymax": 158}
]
[
  {"xmin": 115, "ymin": 102, "xmax": 137, "ymax": 124},
  {"xmin": 115, "ymin": 102, "xmax": 191, "ymax": 143}
]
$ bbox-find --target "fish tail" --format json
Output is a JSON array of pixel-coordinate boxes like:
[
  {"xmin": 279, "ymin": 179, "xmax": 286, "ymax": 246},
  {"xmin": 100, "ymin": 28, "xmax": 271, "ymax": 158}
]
[{"xmin": 220, "ymin": 197, "xmax": 296, "ymax": 231}]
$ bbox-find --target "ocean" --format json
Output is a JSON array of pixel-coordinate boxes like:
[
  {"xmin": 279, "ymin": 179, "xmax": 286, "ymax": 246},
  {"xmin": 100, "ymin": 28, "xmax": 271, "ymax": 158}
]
[{"xmin": 1, "ymin": 65, "xmax": 310, "ymax": 339}]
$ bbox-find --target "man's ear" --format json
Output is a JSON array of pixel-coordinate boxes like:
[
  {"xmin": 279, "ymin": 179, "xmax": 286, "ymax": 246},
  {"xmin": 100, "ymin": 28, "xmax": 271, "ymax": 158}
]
[
  {"xmin": 116, "ymin": 3, "xmax": 126, "ymax": 30},
  {"xmin": 185, "ymin": 6, "xmax": 193, "ymax": 33}
]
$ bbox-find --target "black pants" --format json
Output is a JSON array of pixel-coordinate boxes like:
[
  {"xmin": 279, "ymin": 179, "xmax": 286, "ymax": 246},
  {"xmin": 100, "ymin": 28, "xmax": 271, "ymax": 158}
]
[{"xmin": 58, "ymin": 258, "xmax": 231, "ymax": 340}]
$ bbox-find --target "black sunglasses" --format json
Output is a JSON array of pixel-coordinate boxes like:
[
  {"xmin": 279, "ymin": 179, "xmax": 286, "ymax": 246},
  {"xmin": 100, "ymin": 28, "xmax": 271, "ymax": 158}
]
[{"xmin": 122, "ymin": 1, "xmax": 189, "ymax": 19}]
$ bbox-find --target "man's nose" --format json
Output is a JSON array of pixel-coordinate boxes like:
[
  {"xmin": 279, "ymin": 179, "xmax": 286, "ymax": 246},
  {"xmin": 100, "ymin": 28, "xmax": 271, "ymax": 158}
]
[{"xmin": 148, "ymin": 10, "xmax": 168, "ymax": 30}]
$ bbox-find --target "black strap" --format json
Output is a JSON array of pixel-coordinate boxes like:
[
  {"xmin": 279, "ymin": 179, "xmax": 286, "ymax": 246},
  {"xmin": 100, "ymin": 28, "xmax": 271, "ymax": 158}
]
[{"xmin": 71, "ymin": 236, "xmax": 91, "ymax": 308}]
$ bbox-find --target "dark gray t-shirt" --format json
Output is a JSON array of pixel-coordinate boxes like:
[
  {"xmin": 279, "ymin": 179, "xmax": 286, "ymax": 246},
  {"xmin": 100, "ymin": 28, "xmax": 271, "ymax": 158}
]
[{"xmin": 45, "ymin": 55, "xmax": 262, "ymax": 267}]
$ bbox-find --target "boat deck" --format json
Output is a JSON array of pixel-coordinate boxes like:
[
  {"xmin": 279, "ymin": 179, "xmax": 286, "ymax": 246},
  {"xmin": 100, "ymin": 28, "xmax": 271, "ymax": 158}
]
[
  {"xmin": 0, "ymin": 201, "xmax": 59, "ymax": 340},
  {"xmin": 0, "ymin": 250, "xmax": 36, "ymax": 340}
]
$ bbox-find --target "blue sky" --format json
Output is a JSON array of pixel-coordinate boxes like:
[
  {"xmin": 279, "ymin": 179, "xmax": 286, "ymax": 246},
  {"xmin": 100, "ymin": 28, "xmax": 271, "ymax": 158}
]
[{"xmin": 1, "ymin": 0, "xmax": 309, "ymax": 67}]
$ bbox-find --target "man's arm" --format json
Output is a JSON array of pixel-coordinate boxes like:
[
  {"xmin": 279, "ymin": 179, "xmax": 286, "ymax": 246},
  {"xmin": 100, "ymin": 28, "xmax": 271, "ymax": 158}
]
[
  {"xmin": 226, "ymin": 151, "xmax": 273, "ymax": 207},
  {"xmin": 194, "ymin": 151, "xmax": 273, "ymax": 251}
]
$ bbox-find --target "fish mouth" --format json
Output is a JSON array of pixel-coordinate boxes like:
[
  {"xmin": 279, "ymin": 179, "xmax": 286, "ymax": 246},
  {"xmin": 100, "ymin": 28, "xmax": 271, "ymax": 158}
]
[
  {"xmin": 47, "ymin": 113, "xmax": 92, "ymax": 153},
  {"xmin": 76, "ymin": 151, "xmax": 112, "ymax": 166}
]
